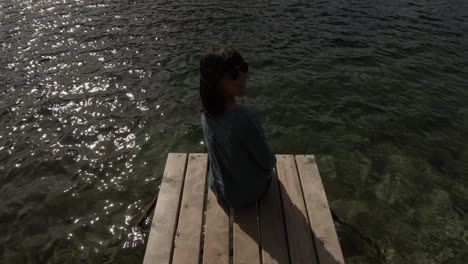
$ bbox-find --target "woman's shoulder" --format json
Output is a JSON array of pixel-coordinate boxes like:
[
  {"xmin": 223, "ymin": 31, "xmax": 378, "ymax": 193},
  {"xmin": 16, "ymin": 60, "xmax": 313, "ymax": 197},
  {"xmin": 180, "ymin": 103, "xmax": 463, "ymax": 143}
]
[
  {"xmin": 236, "ymin": 105, "xmax": 257, "ymax": 119},
  {"xmin": 201, "ymin": 105, "xmax": 258, "ymax": 124},
  {"xmin": 235, "ymin": 105, "xmax": 262, "ymax": 130}
]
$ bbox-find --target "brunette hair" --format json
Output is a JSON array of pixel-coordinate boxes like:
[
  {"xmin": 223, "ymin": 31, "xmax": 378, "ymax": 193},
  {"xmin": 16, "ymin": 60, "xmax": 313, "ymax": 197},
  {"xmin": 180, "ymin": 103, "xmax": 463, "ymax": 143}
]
[{"xmin": 199, "ymin": 47, "xmax": 246, "ymax": 116}]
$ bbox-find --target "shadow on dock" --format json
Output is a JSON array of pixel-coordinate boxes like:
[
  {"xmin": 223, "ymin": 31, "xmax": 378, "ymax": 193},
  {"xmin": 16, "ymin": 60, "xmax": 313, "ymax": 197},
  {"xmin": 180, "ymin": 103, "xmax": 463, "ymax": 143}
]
[{"xmin": 215, "ymin": 180, "xmax": 343, "ymax": 264}]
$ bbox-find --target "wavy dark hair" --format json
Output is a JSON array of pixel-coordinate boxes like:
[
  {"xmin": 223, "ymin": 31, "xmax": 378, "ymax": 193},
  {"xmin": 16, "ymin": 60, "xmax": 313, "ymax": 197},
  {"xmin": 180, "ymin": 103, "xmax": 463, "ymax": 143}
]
[{"xmin": 199, "ymin": 47, "xmax": 247, "ymax": 116}]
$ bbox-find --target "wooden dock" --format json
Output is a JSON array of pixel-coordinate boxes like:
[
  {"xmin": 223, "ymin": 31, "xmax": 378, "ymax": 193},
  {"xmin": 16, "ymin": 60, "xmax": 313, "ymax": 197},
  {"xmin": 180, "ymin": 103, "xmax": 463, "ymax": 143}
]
[{"xmin": 143, "ymin": 153, "xmax": 345, "ymax": 264}]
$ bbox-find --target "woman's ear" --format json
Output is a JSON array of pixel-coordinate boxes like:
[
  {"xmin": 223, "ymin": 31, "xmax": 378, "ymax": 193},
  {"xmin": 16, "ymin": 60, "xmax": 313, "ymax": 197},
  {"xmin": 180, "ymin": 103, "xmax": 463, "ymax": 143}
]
[{"xmin": 216, "ymin": 79, "xmax": 227, "ymax": 98}]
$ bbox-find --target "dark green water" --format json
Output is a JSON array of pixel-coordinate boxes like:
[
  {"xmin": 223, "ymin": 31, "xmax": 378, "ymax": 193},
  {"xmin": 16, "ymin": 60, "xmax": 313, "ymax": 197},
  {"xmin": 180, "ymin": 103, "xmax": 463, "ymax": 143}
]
[{"xmin": 1, "ymin": 0, "xmax": 467, "ymax": 263}]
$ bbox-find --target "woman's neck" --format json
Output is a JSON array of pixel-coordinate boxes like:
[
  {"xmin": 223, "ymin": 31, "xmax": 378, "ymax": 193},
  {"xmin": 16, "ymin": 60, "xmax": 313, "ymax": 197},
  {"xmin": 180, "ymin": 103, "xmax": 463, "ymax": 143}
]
[{"xmin": 225, "ymin": 97, "xmax": 237, "ymax": 112}]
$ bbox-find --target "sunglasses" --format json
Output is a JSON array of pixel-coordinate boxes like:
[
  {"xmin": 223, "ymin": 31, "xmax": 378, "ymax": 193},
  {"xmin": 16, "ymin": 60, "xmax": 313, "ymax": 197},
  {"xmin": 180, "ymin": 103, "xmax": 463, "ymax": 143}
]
[{"xmin": 226, "ymin": 62, "xmax": 249, "ymax": 80}]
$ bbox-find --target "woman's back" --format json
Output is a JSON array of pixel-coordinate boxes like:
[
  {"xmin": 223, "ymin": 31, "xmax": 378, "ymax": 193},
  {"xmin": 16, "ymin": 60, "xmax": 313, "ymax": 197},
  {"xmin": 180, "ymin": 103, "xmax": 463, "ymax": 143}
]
[{"xmin": 202, "ymin": 105, "xmax": 276, "ymax": 209}]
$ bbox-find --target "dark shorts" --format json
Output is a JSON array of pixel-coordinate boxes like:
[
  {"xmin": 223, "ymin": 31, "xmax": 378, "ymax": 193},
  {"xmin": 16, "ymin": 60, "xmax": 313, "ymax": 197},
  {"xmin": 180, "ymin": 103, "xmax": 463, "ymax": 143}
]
[
  {"xmin": 210, "ymin": 181, "xmax": 230, "ymax": 209},
  {"xmin": 210, "ymin": 177, "xmax": 272, "ymax": 210}
]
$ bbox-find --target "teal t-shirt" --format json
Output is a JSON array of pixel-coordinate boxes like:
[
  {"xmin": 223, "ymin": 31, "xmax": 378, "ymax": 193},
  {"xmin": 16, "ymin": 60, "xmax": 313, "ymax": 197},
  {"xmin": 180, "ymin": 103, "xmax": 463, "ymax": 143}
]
[{"xmin": 201, "ymin": 105, "xmax": 276, "ymax": 209}]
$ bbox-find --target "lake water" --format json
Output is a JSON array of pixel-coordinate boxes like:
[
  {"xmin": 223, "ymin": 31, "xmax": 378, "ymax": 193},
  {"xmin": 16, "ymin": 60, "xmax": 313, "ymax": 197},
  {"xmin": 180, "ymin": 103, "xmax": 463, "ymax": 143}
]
[{"xmin": 1, "ymin": 0, "xmax": 467, "ymax": 263}]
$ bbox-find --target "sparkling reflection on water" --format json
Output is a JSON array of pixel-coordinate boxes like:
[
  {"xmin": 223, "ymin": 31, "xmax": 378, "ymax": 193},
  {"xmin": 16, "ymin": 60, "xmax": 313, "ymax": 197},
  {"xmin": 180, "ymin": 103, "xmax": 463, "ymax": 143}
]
[{"xmin": 1, "ymin": 0, "xmax": 467, "ymax": 263}]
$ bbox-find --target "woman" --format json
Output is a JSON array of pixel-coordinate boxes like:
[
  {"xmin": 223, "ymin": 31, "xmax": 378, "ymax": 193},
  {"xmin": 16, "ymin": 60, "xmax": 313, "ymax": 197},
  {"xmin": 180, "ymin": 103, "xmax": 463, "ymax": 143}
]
[{"xmin": 199, "ymin": 47, "xmax": 276, "ymax": 209}]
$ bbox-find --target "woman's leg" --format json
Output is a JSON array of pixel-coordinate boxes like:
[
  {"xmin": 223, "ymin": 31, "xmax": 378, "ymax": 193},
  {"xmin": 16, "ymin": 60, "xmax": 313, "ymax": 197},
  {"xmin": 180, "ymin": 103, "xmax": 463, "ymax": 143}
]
[{"xmin": 210, "ymin": 182, "xmax": 230, "ymax": 211}]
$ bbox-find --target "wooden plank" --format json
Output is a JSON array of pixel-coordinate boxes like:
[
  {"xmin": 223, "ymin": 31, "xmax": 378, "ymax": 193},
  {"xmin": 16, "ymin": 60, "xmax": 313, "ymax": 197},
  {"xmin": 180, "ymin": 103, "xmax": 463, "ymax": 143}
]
[
  {"xmin": 233, "ymin": 203, "xmax": 260, "ymax": 264},
  {"xmin": 172, "ymin": 154, "xmax": 209, "ymax": 264},
  {"xmin": 258, "ymin": 169, "xmax": 290, "ymax": 264},
  {"xmin": 143, "ymin": 153, "xmax": 188, "ymax": 264},
  {"xmin": 202, "ymin": 189, "xmax": 229, "ymax": 264},
  {"xmin": 295, "ymin": 155, "xmax": 345, "ymax": 264},
  {"xmin": 276, "ymin": 155, "xmax": 318, "ymax": 264}
]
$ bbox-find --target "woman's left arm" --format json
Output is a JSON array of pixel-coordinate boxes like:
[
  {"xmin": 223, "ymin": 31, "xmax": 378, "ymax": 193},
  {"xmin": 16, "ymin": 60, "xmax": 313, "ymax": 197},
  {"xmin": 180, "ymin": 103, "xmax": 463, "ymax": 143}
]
[{"xmin": 243, "ymin": 110, "xmax": 276, "ymax": 170}]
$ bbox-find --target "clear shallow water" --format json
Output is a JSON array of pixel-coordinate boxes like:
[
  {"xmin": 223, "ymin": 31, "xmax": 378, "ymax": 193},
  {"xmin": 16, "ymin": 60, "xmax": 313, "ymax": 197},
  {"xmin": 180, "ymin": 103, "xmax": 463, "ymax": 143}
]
[{"xmin": 1, "ymin": 0, "xmax": 467, "ymax": 263}]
